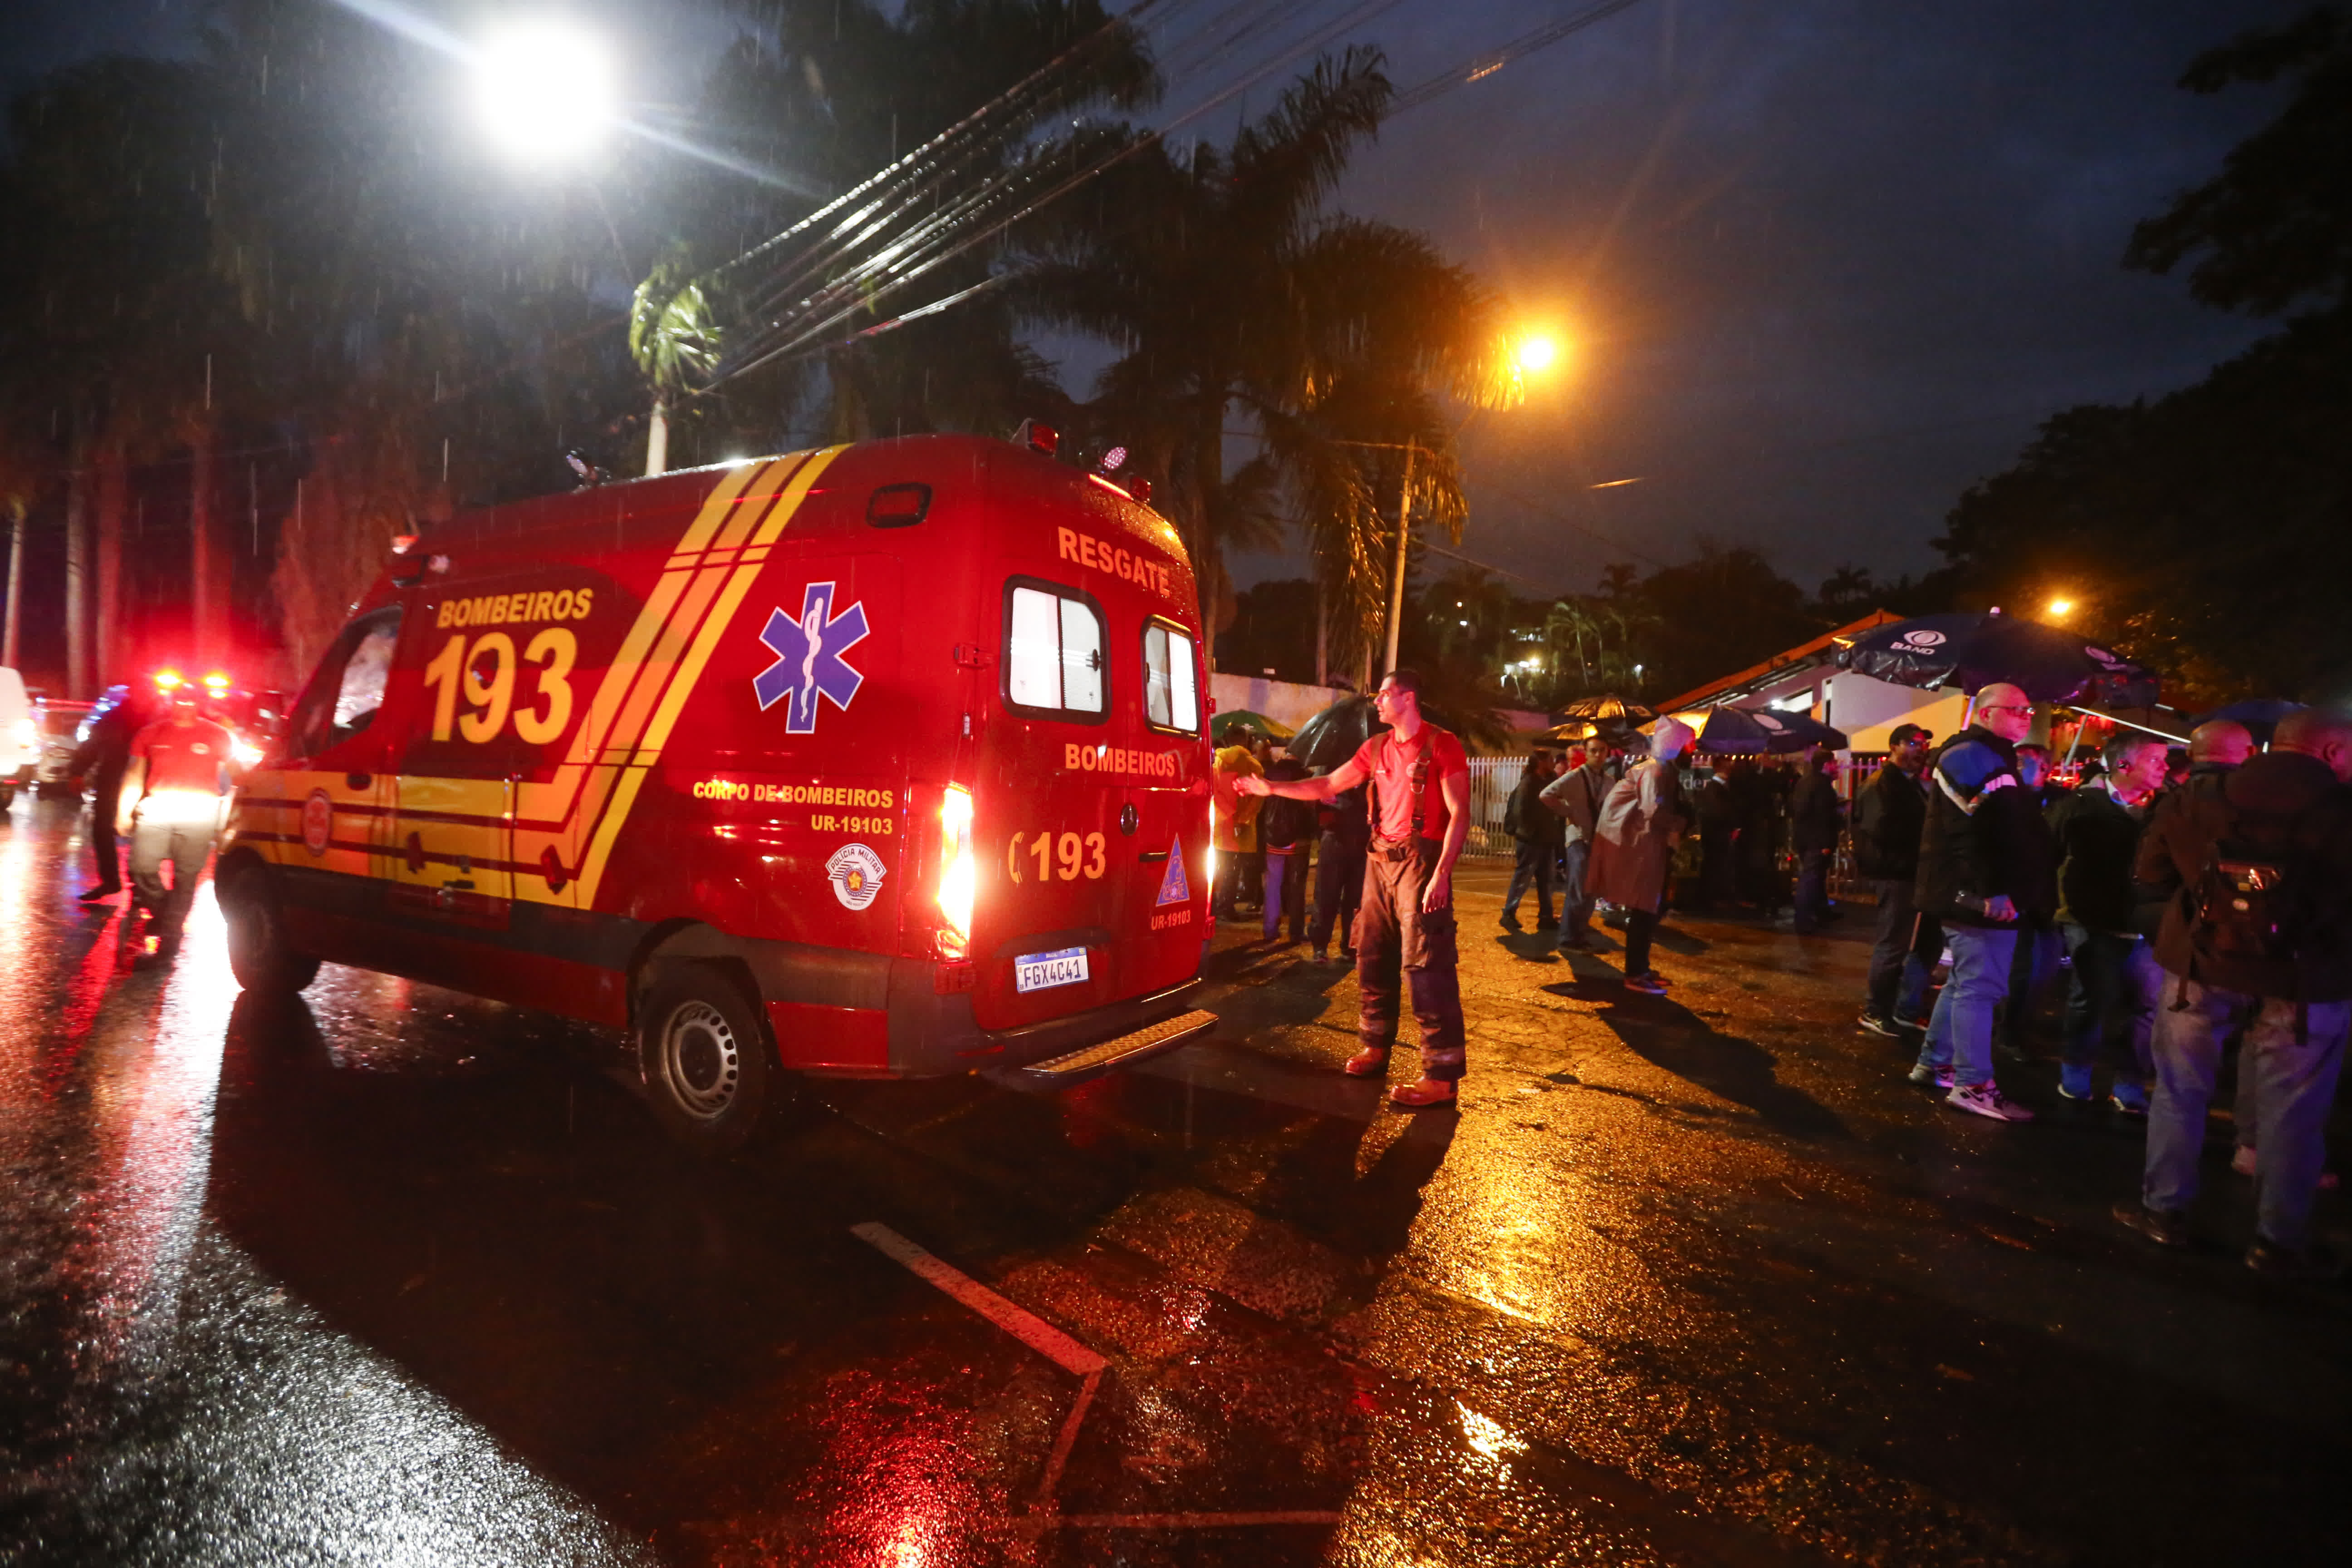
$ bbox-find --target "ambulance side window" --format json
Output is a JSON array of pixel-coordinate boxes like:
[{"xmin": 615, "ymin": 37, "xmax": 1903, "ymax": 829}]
[
  {"xmin": 1002, "ymin": 580, "xmax": 1107, "ymax": 724},
  {"xmin": 289, "ymin": 607, "xmax": 403, "ymax": 759},
  {"xmin": 1142, "ymin": 621, "xmax": 1200, "ymax": 734}
]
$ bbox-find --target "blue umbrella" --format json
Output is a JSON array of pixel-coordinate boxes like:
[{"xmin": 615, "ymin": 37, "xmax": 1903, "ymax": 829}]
[
  {"xmin": 1836, "ymin": 611, "xmax": 2158, "ymax": 708},
  {"xmin": 1681, "ymin": 706, "xmax": 1850, "ymax": 755}
]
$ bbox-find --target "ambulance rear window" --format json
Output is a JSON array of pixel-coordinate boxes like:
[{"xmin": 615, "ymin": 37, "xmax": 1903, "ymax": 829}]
[
  {"xmin": 1003, "ymin": 580, "xmax": 1106, "ymax": 723},
  {"xmin": 1142, "ymin": 621, "xmax": 1199, "ymax": 734}
]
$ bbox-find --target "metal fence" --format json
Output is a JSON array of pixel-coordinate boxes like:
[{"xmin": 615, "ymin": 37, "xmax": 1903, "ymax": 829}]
[{"xmin": 1465, "ymin": 756, "xmax": 1527, "ymax": 861}]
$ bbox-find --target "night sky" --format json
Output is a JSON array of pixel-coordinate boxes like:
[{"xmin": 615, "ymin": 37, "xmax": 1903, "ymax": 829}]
[{"xmin": 2, "ymin": 0, "xmax": 2304, "ymax": 601}]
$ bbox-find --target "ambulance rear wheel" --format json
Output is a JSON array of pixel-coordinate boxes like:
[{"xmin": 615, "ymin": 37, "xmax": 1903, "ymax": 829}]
[
  {"xmin": 220, "ymin": 867, "xmax": 322, "ymax": 993},
  {"xmin": 639, "ymin": 965, "xmax": 775, "ymax": 1155}
]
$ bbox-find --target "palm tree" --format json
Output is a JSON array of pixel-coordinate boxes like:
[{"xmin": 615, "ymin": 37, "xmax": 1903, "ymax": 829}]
[
  {"xmin": 632, "ymin": 250, "xmax": 722, "ymax": 477},
  {"xmin": 1020, "ymin": 49, "xmax": 1515, "ymax": 671}
]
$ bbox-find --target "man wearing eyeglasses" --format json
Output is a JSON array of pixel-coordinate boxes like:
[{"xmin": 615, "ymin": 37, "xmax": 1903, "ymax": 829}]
[
  {"xmin": 1908, "ymin": 684, "xmax": 2059, "ymax": 1122},
  {"xmin": 1854, "ymin": 723, "xmax": 1935, "ymax": 1036}
]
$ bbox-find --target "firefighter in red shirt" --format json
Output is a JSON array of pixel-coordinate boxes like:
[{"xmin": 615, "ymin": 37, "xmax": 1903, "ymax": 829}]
[
  {"xmin": 1241, "ymin": 669, "xmax": 1472, "ymax": 1107},
  {"xmin": 118, "ymin": 677, "xmax": 235, "ymax": 949}
]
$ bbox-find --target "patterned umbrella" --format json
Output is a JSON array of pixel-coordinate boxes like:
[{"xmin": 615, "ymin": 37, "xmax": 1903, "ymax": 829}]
[
  {"xmin": 1679, "ymin": 706, "xmax": 1850, "ymax": 755},
  {"xmin": 1836, "ymin": 612, "xmax": 2158, "ymax": 708},
  {"xmin": 1555, "ymin": 693, "xmax": 1656, "ymax": 725}
]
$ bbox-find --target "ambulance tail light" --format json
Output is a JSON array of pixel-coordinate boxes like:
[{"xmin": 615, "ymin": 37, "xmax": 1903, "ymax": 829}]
[
  {"xmin": 1206, "ymin": 800, "xmax": 1217, "ymax": 887},
  {"xmin": 936, "ymin": 783, "xmax": 976, "ymax": 959}
]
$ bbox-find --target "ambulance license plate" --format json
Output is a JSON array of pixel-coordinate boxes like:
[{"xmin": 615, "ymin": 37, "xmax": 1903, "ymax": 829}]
[{"xmin": 1014, "ymin": 946, "xmax": 1090, "ymax": 994}]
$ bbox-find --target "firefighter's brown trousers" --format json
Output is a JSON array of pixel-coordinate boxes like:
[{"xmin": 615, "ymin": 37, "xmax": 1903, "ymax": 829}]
[{"xmin": 1355, "ymin": 839, "xmax": 1468, "ymax": 1082}]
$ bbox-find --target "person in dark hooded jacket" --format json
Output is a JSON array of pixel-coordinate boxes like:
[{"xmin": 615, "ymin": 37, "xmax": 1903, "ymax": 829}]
[
  {"xmin": 1908, "ymin": 685, "xmax": 2056, "ymax": 1123},
  {"xmin": 2118, "ymin": 707, "xmax": 2352, "ymax": 1278}
]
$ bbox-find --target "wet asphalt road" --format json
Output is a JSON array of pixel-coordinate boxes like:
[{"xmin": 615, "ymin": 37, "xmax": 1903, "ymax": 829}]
[{"xmin": 3, "ymin": 798, "xmax": 2348, "ymax": 1567}]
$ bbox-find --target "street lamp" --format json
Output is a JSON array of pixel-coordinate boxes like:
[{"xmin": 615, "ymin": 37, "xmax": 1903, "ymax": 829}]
[
  {"xmin": 1514, "ymin": 333, "xmax": 1560, "ymax": 375},
  {"xmin": 2046, "ymin": 596, "xmax": 2075, "ymax": 621},
  {"xmin": 475, "ymin": 16, "xmax": 617, "ymax": 165}
]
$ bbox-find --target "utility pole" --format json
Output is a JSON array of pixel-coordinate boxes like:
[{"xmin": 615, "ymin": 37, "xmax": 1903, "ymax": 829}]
[
  {"xmin": 1383, "ymin": 441, "xmax": 1417, "ymax": 678},
  {"xmin": 3, "ymin": 501, "xmax": 23, "ymax": 671}
]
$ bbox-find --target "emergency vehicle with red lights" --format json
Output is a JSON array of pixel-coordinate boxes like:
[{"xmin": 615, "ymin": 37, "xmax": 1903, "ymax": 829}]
[{"xmin": 217, "ymin": 431, "xmax": 1217, "ymax": 1149}]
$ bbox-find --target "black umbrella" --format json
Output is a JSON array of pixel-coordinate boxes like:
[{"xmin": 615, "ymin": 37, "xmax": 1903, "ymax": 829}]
[
  {"xmin": 1556, "ymin": 693, "xmax": 1656, "ymax": 725},
  {"xmin": 1836, "ymin": 612, "xmax": 2158, "ymax": 708},
  {"xmin": 1681, "ymin": 706, "xmax": 1849, "ymax": 755},
  {"xmin": 1288, "ymin": 696, "xmax": 1385, "ymax": 772}
]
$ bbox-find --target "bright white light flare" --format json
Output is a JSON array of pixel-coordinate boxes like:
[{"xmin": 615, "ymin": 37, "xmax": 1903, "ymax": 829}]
[
  {"xmin": 1514, "ymin": 333, "xmax": 1560, "ymax": 374},
  {"xmin": 474, "ymin": 17, "xmax": 617, "ymax": 164}
]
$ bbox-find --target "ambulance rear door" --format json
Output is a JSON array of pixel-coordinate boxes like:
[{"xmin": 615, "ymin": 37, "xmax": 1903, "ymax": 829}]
[
  {"xmin": 979, "ymin": 573, "xmax": 1145, "ymax": 1031},
  {"xmin": 1119, "ymin": 614, "xmax": 1210, "ymax": 996}
]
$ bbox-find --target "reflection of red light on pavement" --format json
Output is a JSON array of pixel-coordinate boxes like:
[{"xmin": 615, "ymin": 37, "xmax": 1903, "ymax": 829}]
[{"xmin": 782, "ymin": 1369, "xmax": 1000, "ymax": 1566}]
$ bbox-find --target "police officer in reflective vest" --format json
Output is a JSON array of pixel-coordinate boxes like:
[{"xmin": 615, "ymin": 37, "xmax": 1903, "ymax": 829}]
[
  {"xmin": 1240, "ymin": 669, "xmax": 1471, "ymax": 1107},
  {"xmin": 120, "ymin": 681, "xmax": 235, "ymax": 951}
]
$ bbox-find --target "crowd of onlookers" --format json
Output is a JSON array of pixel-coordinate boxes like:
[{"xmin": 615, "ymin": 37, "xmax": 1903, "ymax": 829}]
[{"xmin": 1211, "ymin": 690, "xmax": 2352, "ymax": 1279}]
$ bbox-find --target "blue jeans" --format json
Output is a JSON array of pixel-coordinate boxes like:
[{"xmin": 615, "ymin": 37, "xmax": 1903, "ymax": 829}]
[
  {"xmin": 1558, "ymin": 838, "xmax": 1592, "ymax": 943},
  {"xmin": 1917, "ymin": 924, "xmax": 2017, "ymax": 1089},
  {"xmin": 2058, "ymin": 925, "xmax": 2159, "ymax": 1105},
  {"xmin": 1503, "ymin": 838, "xmax": 1557, "ymax": 924},
  {"xmin": 1262, "ymin": 850, "xmax": 1304, "ymax": 941},
  {"xmin": 2145, "ymin": 977, "xmax": 2348, "ymax": 1246}
]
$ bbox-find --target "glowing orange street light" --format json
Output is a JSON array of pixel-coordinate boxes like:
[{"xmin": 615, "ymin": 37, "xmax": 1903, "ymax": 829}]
[
  {"xmin": 2046, "ymin": 597, "xmax": 2075, "ymax": 621},
  {"xmin": 1514, "ymin": 333, "xmax": 1560, "ymax": 375}
]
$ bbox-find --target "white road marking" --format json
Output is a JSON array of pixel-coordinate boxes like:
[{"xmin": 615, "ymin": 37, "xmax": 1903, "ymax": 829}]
[{"xmin": 850, "ymin": 1221, "xmax": 1107, "ymax": 1376}]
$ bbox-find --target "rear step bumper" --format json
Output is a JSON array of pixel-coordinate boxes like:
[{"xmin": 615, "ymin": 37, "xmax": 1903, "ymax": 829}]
[{"xmin": 1002, "ymin": 1008, "xmax": 1219, "ymax": 1086}]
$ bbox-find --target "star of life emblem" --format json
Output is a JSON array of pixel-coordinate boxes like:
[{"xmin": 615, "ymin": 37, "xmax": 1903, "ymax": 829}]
[{"xmin": 755, "ymin": 581, "xmax": 869, "ymax": 733}]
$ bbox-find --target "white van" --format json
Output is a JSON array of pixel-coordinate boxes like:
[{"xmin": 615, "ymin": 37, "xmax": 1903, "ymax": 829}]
[{"xmin": 0, "ymin": 668, "xmax": 35, "ymax": 809}]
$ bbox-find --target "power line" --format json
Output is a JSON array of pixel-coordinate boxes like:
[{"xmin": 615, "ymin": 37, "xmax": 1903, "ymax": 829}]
[{"xmin": 1387, "ymin": 0, "xmax": 1651, "ymax": 117}]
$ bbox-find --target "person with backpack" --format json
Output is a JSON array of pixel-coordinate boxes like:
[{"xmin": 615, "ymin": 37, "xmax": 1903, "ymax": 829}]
[
  {"xmin": 2117, "ymin": 707, "xmax": 2352, "ymax": 1278},
  {"xmin": 1500, "ymin": 749, "xmax": 1563, "ymax": 931},
  {"xmin": 1908, "ymin": 684, "xmax": 2057, "ymax": 1122},
  {"xmin": 1257, "ymin": 754, "xmax": 1313, "ymax": 945},
  {"xmin": 1240, "ymin": 670, "xmax": 1471, "ymax": 1108},
  {"xmin": 2046, "ymin": 731, "xmax": 2172, "ymax": 1113}
]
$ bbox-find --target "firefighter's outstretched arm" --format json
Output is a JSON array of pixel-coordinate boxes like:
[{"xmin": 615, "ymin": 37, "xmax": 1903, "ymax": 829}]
[{"xmin": 1239, "ymin": 754, "xmax": 1366, "ymax": 803}]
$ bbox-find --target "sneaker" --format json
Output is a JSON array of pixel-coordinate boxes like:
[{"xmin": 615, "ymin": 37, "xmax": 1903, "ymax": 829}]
[
  {"xmin": 1857, "ymin": 1012, "xmax": 1902, "ymax": 1038},
  {"xmin": 2108, "ymin": 1090, "xmax": 2149, "ymax": 1118},
  {"xmin": 2112, "ymin": 1201, "xmax": 2192, "ymax": 1249},
  {"xmin": 2245, "ymin": 1238, "xmax": 2346, "ymax": 1281},
  {"xmin": 79, "ymin": 883, "xmax": 123, "ymax": 903},
  {"xmin": 1945, "ymin": 1081, "xmax": 2034, "ymax": 1122},
  {"xmin": 1499, "ymin": 911, "xmax": 1523, "ymax": 931},
  {"xmin": 1310, "ymin": 948, "xmax": 1329, "ymax": 965},
  {"xmin": 1623, "ymin": 971, "xmax": 1668, "ymax": 995},
  {"xmin": 1557, "ymin": 935, "xmax": 1596, "ymax": 953},
  {"xmin": 1907, "ymin": 1063, "xmax": 1955, "ymax": 1089}
]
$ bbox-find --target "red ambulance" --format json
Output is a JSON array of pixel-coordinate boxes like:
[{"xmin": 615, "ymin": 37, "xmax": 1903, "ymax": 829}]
[{"xmin": 218, "ymin": 432, "xmax": 1218, "ymax": 1150}]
